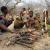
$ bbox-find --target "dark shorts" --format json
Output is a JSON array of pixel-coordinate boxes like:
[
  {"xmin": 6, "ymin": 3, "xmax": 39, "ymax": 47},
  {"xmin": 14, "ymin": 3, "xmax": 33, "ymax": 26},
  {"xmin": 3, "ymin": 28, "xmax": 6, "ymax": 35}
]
[
  {"xmin": 0, "ymin": 19, "xmax": 12, "ymax": 27},
  {"xmin": 5, "ymin": 20, "xmax": 12, "ymax": 27},
  {"xmin": 0, "ymin": 19, "xmax": 5, "ymax": 24},
  {"xmin": 0, "ymin": 19, "xmax": 12, "ymax": 32}
]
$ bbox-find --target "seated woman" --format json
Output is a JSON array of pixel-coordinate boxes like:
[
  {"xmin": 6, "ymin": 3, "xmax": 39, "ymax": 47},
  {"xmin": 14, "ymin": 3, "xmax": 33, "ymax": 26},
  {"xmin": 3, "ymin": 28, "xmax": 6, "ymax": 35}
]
[{"xmin": 0, "ymin": 6, "xmax": 13, "ymax": 32}]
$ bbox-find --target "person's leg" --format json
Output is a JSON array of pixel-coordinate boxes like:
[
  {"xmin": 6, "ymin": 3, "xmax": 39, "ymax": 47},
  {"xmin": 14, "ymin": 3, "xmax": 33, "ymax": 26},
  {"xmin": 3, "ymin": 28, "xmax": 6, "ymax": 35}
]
[
  {"xmin": 0, "ymin": 24, "xmax": 14, "ymax": 33},
  {"xmin": 0, "ymin": 24, "xmax": 8, "ymax": 32}
]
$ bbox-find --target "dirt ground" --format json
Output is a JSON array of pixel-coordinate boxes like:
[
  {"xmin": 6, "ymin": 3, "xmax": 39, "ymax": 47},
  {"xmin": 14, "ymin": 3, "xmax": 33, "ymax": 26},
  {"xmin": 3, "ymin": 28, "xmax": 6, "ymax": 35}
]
[
  {"xmin": 0, "ymin": 32, "xmax": 50, "ymax": 50},
  {"xmin": 0, "ymin": 32, "xmax": 32, "ymax": 50}
]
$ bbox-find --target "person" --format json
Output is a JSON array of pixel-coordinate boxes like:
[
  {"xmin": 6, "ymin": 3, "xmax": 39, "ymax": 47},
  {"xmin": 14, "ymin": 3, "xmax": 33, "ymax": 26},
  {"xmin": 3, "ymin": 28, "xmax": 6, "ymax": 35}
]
[
  {"xmin": 27, "ymin": 8, "xmax": 31, "ymax": 15},
  {"xmin": 34, "ymin": 13, "xmax": 41, "ymax": 30},
  {"xmin": 29, "ymin": 10, "xmax": 33, "ymax": 18},
  {"xmin": 0, "ymin": 6, "xmax": 13, "ymax": 32},
  {"xmin": 14, "ymin": 17, "xmax": 24, "ymax": 29},
  {"xmin": 20, "ymin": 8, "xmax": 26, "ymax": 17},
  {"xmin": 26, "ymin": 10, "xmax": 34, "ymax": 28}
]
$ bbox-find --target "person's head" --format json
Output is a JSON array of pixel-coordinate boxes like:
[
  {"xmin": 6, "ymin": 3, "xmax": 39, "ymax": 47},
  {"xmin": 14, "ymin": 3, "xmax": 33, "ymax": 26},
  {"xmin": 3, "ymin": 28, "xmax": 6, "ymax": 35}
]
[
  {"xmin": 28, "ymin": 8, "xmax": 30, "ymax": 10},
  {"xmin": 22, "ymin": 8, "xmax": 26, "ymax": 11},
  {"xmin": 1, "ymin": 6, "xmax": 8, "ymax": 15}
]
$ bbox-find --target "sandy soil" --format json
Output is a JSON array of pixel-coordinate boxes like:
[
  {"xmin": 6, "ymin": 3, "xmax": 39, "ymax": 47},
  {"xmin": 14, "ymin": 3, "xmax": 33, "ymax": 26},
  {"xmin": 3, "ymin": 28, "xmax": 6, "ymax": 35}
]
[
  {"xmin": 0, "ymin": 32, "xmax": 32, "ymax": 50},
  {"xmin": 0, "ymin": 32, "xmax": 50, "ymax": 50}
]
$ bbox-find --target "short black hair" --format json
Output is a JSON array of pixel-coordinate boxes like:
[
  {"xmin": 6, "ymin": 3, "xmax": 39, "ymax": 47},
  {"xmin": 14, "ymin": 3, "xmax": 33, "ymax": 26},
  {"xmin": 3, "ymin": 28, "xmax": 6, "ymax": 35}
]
[
  {"xmin": 1, "ymin": 6, "xmax": 8, "ymax": 14},
  {"xmin": 22, "ymin": 8, "xmax": 26, "ymax": 11}
]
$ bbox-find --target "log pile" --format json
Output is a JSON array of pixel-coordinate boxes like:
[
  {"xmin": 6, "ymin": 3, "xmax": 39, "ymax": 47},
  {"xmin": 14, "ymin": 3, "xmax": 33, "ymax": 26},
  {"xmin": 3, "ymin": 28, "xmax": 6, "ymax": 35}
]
[{"xmin": 5, "ymin": 29, "xmax": 43, "ymax": 48}]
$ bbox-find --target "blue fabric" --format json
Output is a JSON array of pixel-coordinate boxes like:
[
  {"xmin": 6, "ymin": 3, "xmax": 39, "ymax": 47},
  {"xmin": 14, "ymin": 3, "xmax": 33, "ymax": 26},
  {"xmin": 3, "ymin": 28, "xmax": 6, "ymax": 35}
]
[{"xmin": 0, "ymin": 19, "xmax": 5, "ymax": 24}]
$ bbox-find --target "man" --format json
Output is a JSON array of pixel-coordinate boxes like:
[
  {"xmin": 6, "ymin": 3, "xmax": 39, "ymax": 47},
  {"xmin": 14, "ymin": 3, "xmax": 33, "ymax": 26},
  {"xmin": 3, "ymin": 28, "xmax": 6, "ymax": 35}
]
[
  {"xmin": 0, "ymin": 6, "xmax": 13, "ymax": 32},
  {"xmin": 26, "ymin": 10, "xmax": 34, "ymax": 28}
]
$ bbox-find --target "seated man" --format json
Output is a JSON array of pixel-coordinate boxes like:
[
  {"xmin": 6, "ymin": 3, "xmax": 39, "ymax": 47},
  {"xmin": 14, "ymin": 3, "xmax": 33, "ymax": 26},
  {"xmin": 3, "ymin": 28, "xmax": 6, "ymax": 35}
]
[{"xmin": 0, "ymin": 6, "xmax": 13, "ymax": 32}]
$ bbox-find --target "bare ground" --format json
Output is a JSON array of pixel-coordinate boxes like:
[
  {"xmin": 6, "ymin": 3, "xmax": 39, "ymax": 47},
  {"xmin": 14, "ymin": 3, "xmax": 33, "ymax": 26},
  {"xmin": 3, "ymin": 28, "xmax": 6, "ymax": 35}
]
[{"xmin": 0, "ymin": 32, "xmax": 50, "ymax": 50}]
